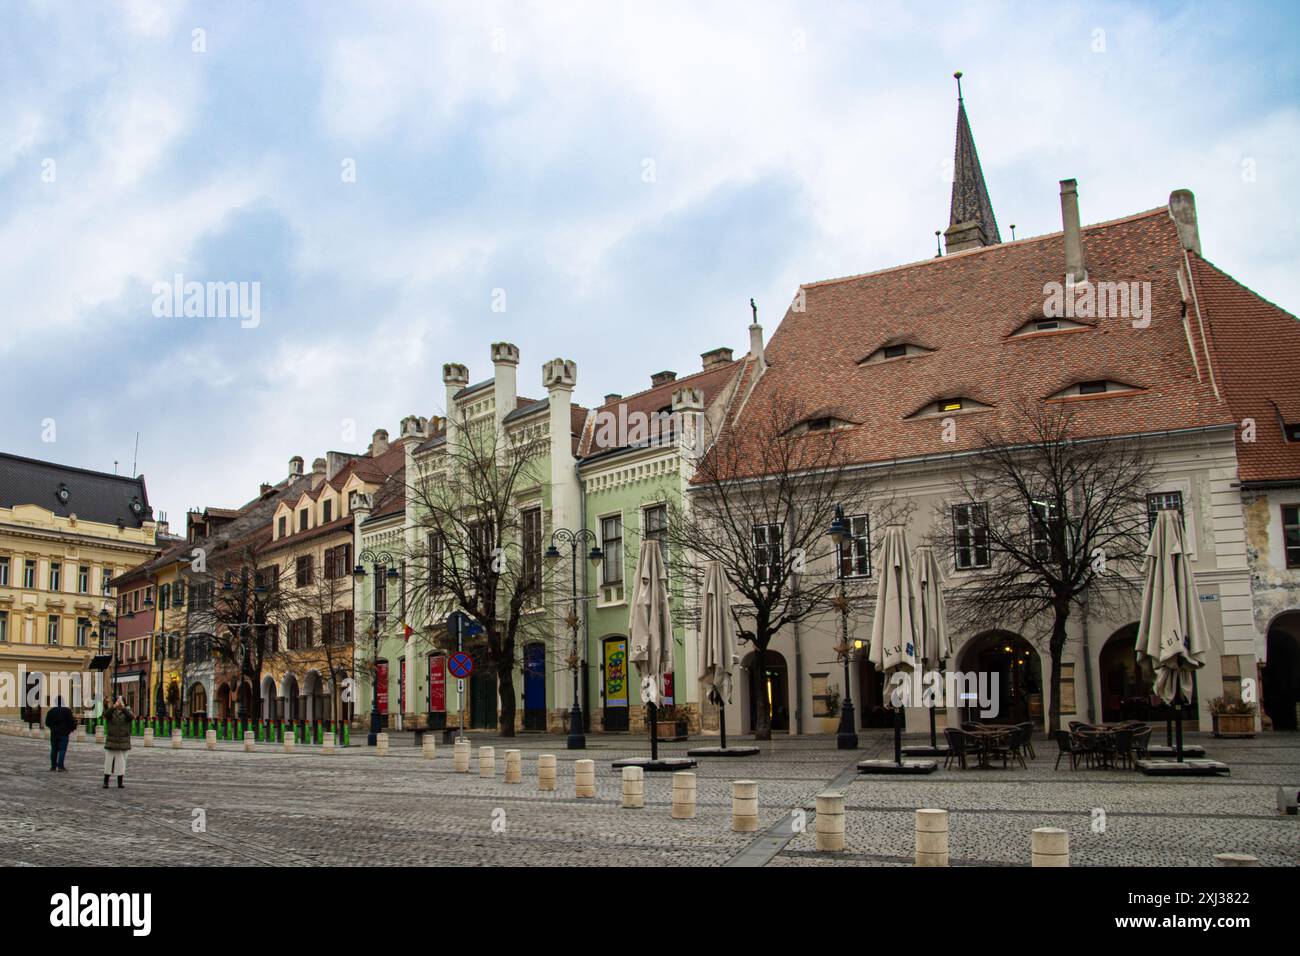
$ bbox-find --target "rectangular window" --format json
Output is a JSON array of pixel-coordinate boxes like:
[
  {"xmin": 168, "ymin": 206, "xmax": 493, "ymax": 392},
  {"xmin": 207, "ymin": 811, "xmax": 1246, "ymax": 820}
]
[
  {"xmin": 752, "ymin": 523, "xmax": 783, "ymax": 585},
  {"xmin": 278, "ymin": 516, "xmax": 287, "ymax": 538},
  {"xmin": 643, "ymin": 505, "xmax": 668, "ymax": 565},
  {"xmin": 49, "ymin": 562, "xmax": 61, "ymax": 591},
  {"xmin": 23, "ymin": 559, "xmax": 35, "ymax": 589},
  {"xmin": 375, "ymin": 567, "xmax": 388, "ymax": 618},
  {"xmin": 882, "ymin": 344, "xmax": 908, "ymax": 359},
  {"xmin": 296, "ymin": 555, "xmax": 313, "ymax": 588},
  {"xmin": 1146, "ymin": 491, "xmax": 1185, "ymax": 532},
  {"xmin": 299, "ymin": 508, "xmax": 309, "ymax": 532},
  {"xmin": 76, "ymin": 618, "xmax": 90, "ymax": 648},
  {"xmin": 1284, "ymin": 505, "xmax": 1300, "ymax": 569},
  {"xmin": 0, "ymin": 612, "xmax": 7, "ymax": 643},
  {"xmin": 322, "ymin": 499, "xmax": 333, "ymax": 524},
  {"xmin": 601, "ymin": 515, "xmax": 624, "ymax": 585},
  {"xmin": 952, "ymin": 503, "xmax": 990, "ymax": 569},
  {"xmin": 838, "ymin": 514, "xmax": 871, "ymax": 578},
  {"xmin": 102, "ymin": 567, "xmax": 113, "ymax": 595},
  {"xmin": 78, "ymin": 565, "xmax": 89, "ymax": 594},
  {"xmin": 1030, "ymin": 496, "xmax": 1060, "ymax": 562},
  {"xmin": 47, "ymin": 615, "xmax": 60, "ymax": 646},
  {"xmin": 522, "ymin": 507, "xmax": 543, "ymax": 596},
  {"xmin": 133, "ymin": 589, "xmax": 140, "ymax": 611},
  {"xmin": 427, "ymin": 534, "xmax": 444, "ymax": 594},
  {"xmin": 173, "ymin": 580, "xmax": 185, "ymax": 606},
  {"xmin": 160, "ymin": 584, "xmax": 170, "ymax": 610},
  {"xmin": 1079, "ymin": 380, "xmax": 1107, "ymax": 395},
  {"xmin": 0, "ymin": 556, "xmax": 8, "ymax": 586}
]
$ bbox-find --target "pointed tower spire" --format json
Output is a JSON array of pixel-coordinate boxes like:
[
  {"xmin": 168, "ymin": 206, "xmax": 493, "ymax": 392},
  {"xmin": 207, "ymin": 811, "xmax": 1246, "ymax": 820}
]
[{"xmin": 944, "ymin": 71, "xmax": 1001, "ymax": 254}]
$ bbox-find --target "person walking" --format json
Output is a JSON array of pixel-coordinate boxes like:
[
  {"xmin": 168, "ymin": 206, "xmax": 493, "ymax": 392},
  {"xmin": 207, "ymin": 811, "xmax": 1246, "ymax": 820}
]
[
  {"xmin": 44, "ymin": 696, "xmax": 76, "ymax": 772},
  {"xmin": 103, "ymin": 696, "xmax": 132, "ymax": 789}
]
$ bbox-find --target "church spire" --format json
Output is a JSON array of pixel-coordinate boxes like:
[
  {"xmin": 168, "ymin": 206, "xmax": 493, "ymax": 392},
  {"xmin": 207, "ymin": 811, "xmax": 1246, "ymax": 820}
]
[{"xmin": 944, "ymin": 71, "xmax": 1001, "ymax": 253}]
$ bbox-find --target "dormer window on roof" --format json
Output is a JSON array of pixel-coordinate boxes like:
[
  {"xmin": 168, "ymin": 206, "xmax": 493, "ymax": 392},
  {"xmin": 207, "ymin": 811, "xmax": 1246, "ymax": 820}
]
[
  {"xmin": 785, "ymin": 415, "xmax": 855, "ymax": 436},
  {"xmin": 1009, "ymin": 316, "xmax": 1090, "ymax": 337},
  {"xmin": 1047, "ymin": 380, "xmax": 1142, "ymax": 400},
  {"xmin": 858, "ymin": 342, "xmax": 934, "ymax": 365},
  {"xmin": 907, "ymin": 396, "xmax": 992, "ymax": 419}
]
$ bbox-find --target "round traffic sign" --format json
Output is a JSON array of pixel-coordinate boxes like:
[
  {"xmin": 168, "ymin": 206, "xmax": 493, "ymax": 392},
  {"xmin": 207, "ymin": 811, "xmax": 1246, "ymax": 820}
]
[{"xmin": 448, "ymin": 652, "xmax": 474, "ymax": 678}]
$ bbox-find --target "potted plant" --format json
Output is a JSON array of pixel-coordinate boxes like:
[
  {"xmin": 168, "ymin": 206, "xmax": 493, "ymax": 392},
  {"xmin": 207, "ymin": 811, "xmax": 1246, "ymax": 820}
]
[
  {"xmin": 1209, "ymin": 696, "xmax": 1256, "ymax": 738},
  {"xmin": 653, "ymin": 705, "xmax": 689, "ymax": 741},
  {"xmin": 818, "ymin": 686, "xmax": 841, "ymax": 734}
]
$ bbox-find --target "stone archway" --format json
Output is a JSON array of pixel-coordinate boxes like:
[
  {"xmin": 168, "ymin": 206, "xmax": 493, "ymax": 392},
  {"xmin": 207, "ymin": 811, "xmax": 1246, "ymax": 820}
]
[
  {"xmin": 1098, "ymin": 623, "xmax": 1160, "ymax": 723},
  {"xmin": 739, "ymin": 649, "xmax": 789, "ymax": 733},
  {"xmin": 260, "ymin": 675, "xmax": 278, "ymax": 720},
  {"xmin": 956, "ymin": 631, "xmax": 1043, "ymax": 726},
  {"xmin": 281, "ymin": 673, "xmax": 301, "ymax": 721},
  {"xmin": 1264, "ymin": 610, "xmax": 1300, "ymax": 731}
]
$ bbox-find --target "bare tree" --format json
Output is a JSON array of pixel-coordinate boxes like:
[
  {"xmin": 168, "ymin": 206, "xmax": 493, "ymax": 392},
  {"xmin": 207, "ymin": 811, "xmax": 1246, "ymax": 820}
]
[
  {"xmin": 401, "ymin": 411, "xmax": 556, "ymax": 737},
  {"xmin": 662, "ymin": 395, "xmax": 886, "ymax": 740},
  {"xmin": 289, "ymin": 552, "xmax": 356, "ymax": 725},
  {"xmin": 929, "ymin": 402, "xmax": 1155, "ymax": 733}
]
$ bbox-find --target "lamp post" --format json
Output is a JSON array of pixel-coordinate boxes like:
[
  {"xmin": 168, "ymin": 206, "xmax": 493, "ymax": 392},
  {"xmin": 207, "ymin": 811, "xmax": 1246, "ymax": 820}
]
[
  {"xmin": 91, "ymin": 606, "xmax": 124, "ymax": 726},
  {"xmin": 544, "ymin": 528, "xmax": 603, "ymax": 750},
  {"xmin": 353, "ymin": 549, "xmax": 400, "ymax": 746},
  {"xmin": 828, "ymin": 505, "xmax": 859, "ymax": 750}
]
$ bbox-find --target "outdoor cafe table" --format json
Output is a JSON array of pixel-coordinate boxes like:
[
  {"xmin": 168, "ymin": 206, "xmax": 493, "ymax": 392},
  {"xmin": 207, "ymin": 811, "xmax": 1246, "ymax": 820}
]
[{"xmin": 962, "ymin": 726, "xmax": 1016, "ymax": 768}]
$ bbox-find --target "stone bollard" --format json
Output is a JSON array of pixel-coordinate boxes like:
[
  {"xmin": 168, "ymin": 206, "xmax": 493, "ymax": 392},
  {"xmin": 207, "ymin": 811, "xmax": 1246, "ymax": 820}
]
[
  {"xmin": 242, "ymin": 730, "xmax": 255, "ymax": 753},
  {"xmin": 1031, "ymin": 827, "xmax": 1069, "ymax": 867},
  {"xmin": 479, "ymin": 746, "xmax": 496, "ymax": 778},
  {"xmin": 143, "ymin": 728, "xmax": 155, "ymax": 748},
  {"xmin": 575, "ymin": 759, "xmax": 596, "ymax": 798},
  {"xmin": 322, "ymin": 731, "xmax": 336, "ymax": 754},
  {"xmin": 94, "ymin": 725, "xmax": 105, "ymax": 745},
  {"xmin": 815, "ymin": 792, "xmax": 846, "ymax": 851},
  {"xmin": 375, "ymin": 732, "xmax": 388, "ymax": 756},
  {"xmin": 283, "ymin": 730, "xmax": 296, "ymax": 753},
  {"xmin": 504, "ymin": 749, "xmax": 521, "ymax": 784},
  {"xmin": 453, "ymin": 738, "xmax": 470, "ymax": 773},
  {"xmin": 915, "ymin": 809, "xmax": 950, "ymax": 867},
  {"xmin": 621, "ymin": 766, "xmax": 645, "ymax": 809},
  {"xmin": 74, "ymin": 726, "xmax": 86, "ymax": 743},
  {"xmin": 1213, "ymin": 853, "xmax": 1259, "ymax": 867},
  {"xmin": 732, "ymin": 780, "xmax": 759, "ymax": 832},
  {"xmin": 205, "ymin": 729, "xmax": 217, "ymax": 751},
  {"xmin": 422, "ymin": 736, "xmax": 437, "ymax": 760},
  {"xmin": 172, "ymin": 729, "xmax": 183, "ymax": 750},
  {"xmin": 671, "ymin": 772, "xmax": 697, "ymax": 819},
  {"xmin": 538, "ymin": 754, "xmax": 557, "ymax": 791}
]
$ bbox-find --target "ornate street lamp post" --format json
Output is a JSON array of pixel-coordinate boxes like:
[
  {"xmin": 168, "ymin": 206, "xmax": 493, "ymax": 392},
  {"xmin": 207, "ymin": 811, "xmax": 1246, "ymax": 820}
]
[
  {"xmin": 354, "ymin": 550, "xmax": 400, "ymax": 746},
  {"xmin": 544, "ymin": 528, "xmax": 602, "ymax": 750},
  {"xmin": 828, "ymin": 505, "xmax": 859, "ymax": 750}
]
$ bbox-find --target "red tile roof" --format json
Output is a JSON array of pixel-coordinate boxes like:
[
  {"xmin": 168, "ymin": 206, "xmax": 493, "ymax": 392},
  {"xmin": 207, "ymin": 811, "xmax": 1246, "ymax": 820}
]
[
  {"xmin": 1191, "ymin": 254, "xmax": 1300, "ymax": 484},
  {"xmin": 708, "ymin": 205, "xmax": 1236, "ymax": 479}
]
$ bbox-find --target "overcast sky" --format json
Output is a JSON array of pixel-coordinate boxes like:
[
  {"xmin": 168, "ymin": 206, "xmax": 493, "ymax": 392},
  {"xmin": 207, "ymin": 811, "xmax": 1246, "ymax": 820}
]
[{"xmin": 3, "ymin": 0, "xmax": 1297, "ymax": 525}]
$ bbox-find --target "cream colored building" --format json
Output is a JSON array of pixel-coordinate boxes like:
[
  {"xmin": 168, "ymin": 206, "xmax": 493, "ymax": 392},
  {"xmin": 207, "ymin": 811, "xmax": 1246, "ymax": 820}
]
[{"xmin": 0, "ymin": 453, "xmax": 159, "ymax": 717}]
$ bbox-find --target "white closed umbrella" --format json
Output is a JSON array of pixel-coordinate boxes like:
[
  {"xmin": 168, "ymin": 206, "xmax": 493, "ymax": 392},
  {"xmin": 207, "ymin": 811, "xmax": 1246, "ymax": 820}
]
[
  {"xmin": 1135, "ymin": 509, "xmax": 1208, "ymax": 761},
  {"xmin": 629, "ymin": 539, "xmax": 673, "ymax": 760},
  {"xmin": 697, "ymin": 560, "xmax": 738, "ymax": 748},
  {"xmin": 912, "ymin": 545, "xmax": 951, "ymax": 748},
  {"xmin": 869, "ymin": 526, "xmax": 920, "ymax": 764}
]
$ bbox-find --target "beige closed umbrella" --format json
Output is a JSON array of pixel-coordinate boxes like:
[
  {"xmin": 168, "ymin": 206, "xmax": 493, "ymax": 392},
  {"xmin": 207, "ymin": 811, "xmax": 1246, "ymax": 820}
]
[
  {"xmin": 629, "ymin": 538, "xmax": 674, "ymax": 761},
  {"xmin": 1135, "ymin": 509, "xmax": 1208, "ymax": 762},
  {"xmin": 869, "ymin": 526, "xmax": 920, "ymax": 765},
  {"xmin": 912, "ymin": 545, "xmax": 951, "ymax": 750}
]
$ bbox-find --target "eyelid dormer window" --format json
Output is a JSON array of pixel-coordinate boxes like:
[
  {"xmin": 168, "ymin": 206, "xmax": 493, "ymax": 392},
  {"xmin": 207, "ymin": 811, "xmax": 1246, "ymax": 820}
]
[
  {"xmin": 1009, "ymin": 316, "xmax": 1089, "ymax": 337},
  {"xmin": 906, "ymin": 396, "xmax": 992, "ymax": 419},
  {"xmin": 1047, "ymin": 380, "xmax": 1142, "ymax": 400},
  {"xmin": 858, "ymin": 342, "xmax": 934, "ymax": 365}
]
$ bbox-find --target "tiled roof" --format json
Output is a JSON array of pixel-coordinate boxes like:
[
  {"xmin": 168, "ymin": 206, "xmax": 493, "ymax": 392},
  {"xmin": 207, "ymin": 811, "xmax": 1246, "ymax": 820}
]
[
  {"xmin": 708, "ymin": 204, "xmax": 1235, "ymax": 479},
  {"xmin": 1191, "ymin": 254, "xmax": 1300, "ymax": 484},
  {"xmin": 0, "ymin": 452, "xmax": 153, "ymax": 528},
  {"xmin": 577, "ymin": 361, "xmax": 741, "ymax": 458}
]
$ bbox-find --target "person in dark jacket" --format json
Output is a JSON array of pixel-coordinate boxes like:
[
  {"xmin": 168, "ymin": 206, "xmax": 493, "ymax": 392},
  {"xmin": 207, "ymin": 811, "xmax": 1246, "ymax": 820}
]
[
  {"xmin": 103, "ymin": 696, "xmax": 132, "ymax": 789},
  {"xmin": 44, "ymin": 697, "xmax": 76, "ymax": 771}
]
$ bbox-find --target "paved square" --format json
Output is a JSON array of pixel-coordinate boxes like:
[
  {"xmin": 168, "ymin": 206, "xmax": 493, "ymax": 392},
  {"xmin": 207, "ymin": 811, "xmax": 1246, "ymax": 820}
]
[{"xmin": 1, "ymin": 727, "xmax": 1295, "ymax": 867}]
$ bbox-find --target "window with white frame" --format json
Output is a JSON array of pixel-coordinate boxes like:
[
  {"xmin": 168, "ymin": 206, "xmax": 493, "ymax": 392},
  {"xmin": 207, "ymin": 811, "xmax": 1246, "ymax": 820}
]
[
  {"xmin": 837, "ymin": 514, "xmax": 871, "ymax": 578},
  {"xmin": 643, "ymin": 505, "xmax": 668, "ymax": 565},
  {"xmin": 601, "ymin": 515, "xmax": 623, "ymax": 585},
  {"xmin": 76, "ymin": 618, "xmax": 89, "ymax": 647},
  {"xmin": 1030, "ymin": 496, "xmax": 1061, "ymax": 562},
  {"xmin": 49, "ymin": 562, "xmax": 61, "ymax": 591},
  {"xmin": 0, "ymin": 611, "xmax": 7, "ymax": 643},
  {"xmin": 47, "ymin": 615, "xmax": 60, "ymax": 645},
  {"xmin": 1146, "ymin": 491, "xmax": 1185, "ymax": 531},
  {"xmin": 0, "ymin": 556, "xmax": 8, "ymax": 586},
  {"xmin": 78, "ymin": 565, "xmax": 89, "ymax": 593},
  {"xmin": 427, "ymin": 533, "xmax": 444, "ymax": 595},
  {"xmin": 522, "ymin": 507, "xmax": 543, "ymax": 597},
  {"xmin": 102, "ymin": 567, "xmax": 114, "ymax": 595},
  {"xmin": 23, "ymin": 559, "xmax": 35, "ymax": 589},
  {"xmin": 952, "ymin": 503, "xmax": 990, "ymax": 569},
  {"xmin": 753, "ymin": 523, "xmax": 784, "ymax": 585},
  {"xmin": 1283, "ymin": 504, "xmax": 1300, "ymax": 569}
]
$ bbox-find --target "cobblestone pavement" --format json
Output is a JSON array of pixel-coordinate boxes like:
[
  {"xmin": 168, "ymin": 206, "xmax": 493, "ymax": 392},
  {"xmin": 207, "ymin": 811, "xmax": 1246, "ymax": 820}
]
[{"xmin": 1, "ymin": 726, "xmax": 1295, "ymax": 867}]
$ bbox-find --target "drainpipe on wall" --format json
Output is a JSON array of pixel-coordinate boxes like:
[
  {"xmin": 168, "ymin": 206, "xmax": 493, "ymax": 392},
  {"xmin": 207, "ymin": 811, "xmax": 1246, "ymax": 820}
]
[
  {"xmin": 1080, "ymin": 590, "xmax": 1096, "ymax": 724},
  {"xmin": 789, "ymin": 532, "xmax": 804, "ymax": 736}
]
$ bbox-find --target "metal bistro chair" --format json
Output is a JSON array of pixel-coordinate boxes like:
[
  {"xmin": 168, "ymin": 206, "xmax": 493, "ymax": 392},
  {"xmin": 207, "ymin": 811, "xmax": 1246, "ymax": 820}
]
[
  {"xmin": 1132, "ymin": 725, "xmax": 1152, "ymax": 761},
  {"xmin": 1111, "ymin": 728, "xmax": 1136, "ymax": 770},
  {"xmin": 984, "ymin": 729, "xmax": 1013, "ymax": 769},
  {"xmin": 1016, "ymin": 721, "xmax": 1037, "ymax": 760},
  {"xmin": 943, "ymin": 727, "xmax": 970, "ymax": 770},
  {"xmin": 1053, "ymin": 730, "xmax": 1088, "ymax": 770}
]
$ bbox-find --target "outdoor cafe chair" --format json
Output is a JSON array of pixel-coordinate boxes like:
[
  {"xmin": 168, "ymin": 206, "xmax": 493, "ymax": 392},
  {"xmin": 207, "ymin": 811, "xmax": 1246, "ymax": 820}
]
[
  {"xmin": 1132, "ymin": 725, "xmax": 1152, "ymax": 759},
  {"xmin": 1053, "ymin": 730, "xmax": 1090, "ymax": 770},
  {"xmin": 1111, "ymin": 728, "xmax": 1136, "ymax": 770},
  {"xmin": 983, "ymin": 729, "xmax": 1013, "ymax": 769},
  {"xmin": 943, "ymin": 727, "xmax": 969, "ymax": 770},
  {"xmin": 1016, "ymin": 721, "xmax": 1037, "ymax": 760}
]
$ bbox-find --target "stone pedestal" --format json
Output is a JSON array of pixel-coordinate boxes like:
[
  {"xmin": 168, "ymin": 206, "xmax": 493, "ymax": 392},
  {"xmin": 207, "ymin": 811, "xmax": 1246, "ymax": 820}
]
[
  {"xmin": 453, "ymin": 739, "xmax": 470, "ymax": 773},
  {"xmin": 375, "ymin": 732, "xmax": 388, "ymax": 756},
  {"xmin": 575, "ymin": 759, "xmax": 596, "ymax": 798},
  {"xmin": 479, "ymin": 746, "xmax": 496, "ymax": 778},
  {"xmin": 732, "ymin": 780, "xmax": 758, "ymax": 832},
  {"xmin": 538, "ymin": 753, "xmax": 556, "ymax": 791},
  {"xmin": 422, "ymin": 736, "xmax": 437, "ymax": 760},
  {"xmin": 205, "ymin": 729, "xmax": 217, "ymax": 751},
  {"xmin": 283, "ymin": 731, "xmax": 296, "ymax": 753},
  {"xmin": 815, "ymin": 792, "xmax": 845, "ymax": 851},
  {"xmin": 671, "ymin": 772, "xmax": 696, "ymax": 819},
  {"xmin": 143, "ymin": 728, "xmax": 155, "ymax": 748},
  {"xmin": 242, "ymin": 731, "xmax": 255, "ymax": 753},
  {"xmin": 915, "ymin": 809, "xmax": 949, "ymax": 866},
  {"xmin": 504, "ymin": 749, "xmax": 521, "ymax": 784},
  {"xmin": 171, "ymin": 730, "xmax": 182, "ymax": 750},
  {"xmin": 1031, "ymin": 827, "xmax": 1069, "ymax": 867},
  {"xmin": 322, "ymin": 731, "xmax": 336, "ymax": 754},
  {"xmin": 621, "ymin": 766, "xmax": 644, "ymax": 809}
]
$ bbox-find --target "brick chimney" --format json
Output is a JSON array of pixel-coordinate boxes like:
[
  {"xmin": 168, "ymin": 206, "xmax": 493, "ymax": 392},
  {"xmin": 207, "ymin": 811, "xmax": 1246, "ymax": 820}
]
[
  {"xmin": 701, "ymin": 347, "xmax": 733, "ymax": 370},
  {"xmin": 1060, "ymin": 179, "xmax": 1087, "ymax": 285},
  {"xmin": 288, "ymin": 456, "xmax": 304, "ymax": 478},
  {"xmin": 603, "ymin": 393, "xmax": 622, "ymax": 406},
  {"xmin": 650, "ymin": 370, "xmax": 677, "ymax": 388}
]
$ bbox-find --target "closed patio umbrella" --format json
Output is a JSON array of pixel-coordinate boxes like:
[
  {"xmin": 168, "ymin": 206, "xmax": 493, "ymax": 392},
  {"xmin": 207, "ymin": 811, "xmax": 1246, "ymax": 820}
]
[
  {"xmin": 697, "ymin": 561, "xmax": 736, "ymax": 736},
  {"xmin": 1135, "ymin": 509, "xmax": 1208, "ymax": 763},
  {"xmin": 912, "ymin": 545, "xmax": 951, "ymax": 751},
  {"xmin": 629, "ymin": 538, "xmax": 674, "ymax": 763},
  {"xmin": 868, "ymin": 526, "xmax": 921, "ymax": 765}
]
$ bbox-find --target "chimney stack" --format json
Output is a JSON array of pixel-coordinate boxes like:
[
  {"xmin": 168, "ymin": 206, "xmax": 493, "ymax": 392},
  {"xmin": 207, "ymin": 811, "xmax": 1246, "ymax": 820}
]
[
  {"xmin": 700, "ymin": 346, "xmax": 734, "ymax": 370},
  {"xmin": 1059, "ymin": 179, "xmax": 1087, "ymax": 285},
  {"xmin": 650, "ymin": 370, "xmax": 677, "ymax": 388},
  {"xmin": 603, "ymin": 393, "xmax": 622, "ymax": 406},
  {"xmin": 369, "ymin": 429, "xmax": 390, "ymax": 457},
  {"xmin": 311, "ymin": 457, "xmax": 327, "ymax": 488},
  {"xmin": 442, "ymin": 362, "xmax": 470, "ymax": 454},
  {"xmin": 491, "ymin": 342, "xmax": 520, "ymax": 435},
  {"xmin": 749, "ymin": 321, "xmax": 766, "ymax": 373},
  {"xmin": 1168, "ymin": 189, "xmax": 1201, "ymax": 255},
  {"xmin": 288, "ymin": 456, "xmax": 304, "ymax": 478}
]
